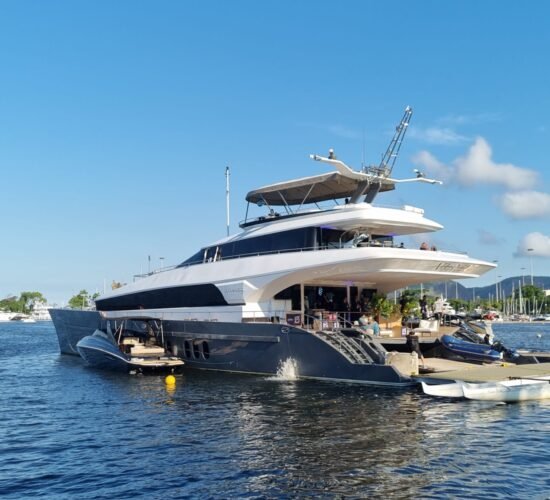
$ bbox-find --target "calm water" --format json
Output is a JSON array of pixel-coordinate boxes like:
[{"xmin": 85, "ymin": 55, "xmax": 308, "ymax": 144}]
[{"xmin": 0, "ymin": 322, "xmax": 549, "ymax": 499}]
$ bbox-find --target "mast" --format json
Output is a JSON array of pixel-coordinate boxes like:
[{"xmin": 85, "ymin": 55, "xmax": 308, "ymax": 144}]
[{"xmin": 225, "ymin": 166, "xmax": 230, "ymax": 237}]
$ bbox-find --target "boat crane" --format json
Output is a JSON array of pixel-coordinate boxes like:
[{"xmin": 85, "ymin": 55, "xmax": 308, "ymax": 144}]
[
  {"xmin": 377, "ymin": 105, "xmax": 413, "ymax": 178},
  {"xmin": 362, "ymin": 105, "xmax": 413, "ymax": 202},
  {"xmin": 310, "ymin": 106, "xmax": 440, "ymax": 204}
]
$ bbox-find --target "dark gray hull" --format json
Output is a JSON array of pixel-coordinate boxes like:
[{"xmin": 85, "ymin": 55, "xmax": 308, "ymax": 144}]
[
  {"xmin": 49, "ymin": 309, "xmax": 102, "ymax": 356},
  {"xmin": 77, "ymin": 334, "xmax": 132, "ymax": 372},
  {"xmin": 50, "ymin": 309, "xmax": 413, "ymax": 386}
]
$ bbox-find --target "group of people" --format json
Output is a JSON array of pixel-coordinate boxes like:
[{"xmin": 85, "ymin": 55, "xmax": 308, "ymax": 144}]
[
  {"xmin": 419, "ymin": 242, "xmax": 437, "ymax": 251},
  {"xmin": 357, "ymin": 312, "xmax": 425, "ymax": 366},
  {"xmin": 358, "ymin": 314, "xmax": 380, "ymax": 336}
]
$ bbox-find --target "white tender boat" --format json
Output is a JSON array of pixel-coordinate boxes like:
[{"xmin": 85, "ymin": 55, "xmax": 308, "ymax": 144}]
[
  {"xmin": 422, "ymin": 377, "xmax": 550, "ymax": 401},
  {"xmin": 462, "ymin": 379, "xmax": 550, "ymax": 402},
  {"xmin": 421, "ymin": 381, "xmax": 465, "ymax": 398}
]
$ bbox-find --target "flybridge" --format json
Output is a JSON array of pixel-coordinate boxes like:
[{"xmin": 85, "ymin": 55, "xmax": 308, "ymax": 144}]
[{"xmin": 242, "ymin": 106, "xmax": 442, "ymax": 227}]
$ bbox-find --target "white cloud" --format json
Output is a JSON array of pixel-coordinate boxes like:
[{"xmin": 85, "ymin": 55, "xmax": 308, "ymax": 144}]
[
  {"xmin": 409, "ymin": 126, "xmax": 468, "ymax": 145},
  {"xmin": 516, "ymin": 232, "xmax": 550, "ymax": 257},
  {"xmin": 454, "ymin": 138, "xmax": 537, "ymax": 189},
  {"xmin": 437, "ymin": 112, "xmax": 501, "ymax": 125},
  {"xmin": 411, "ymin": 137, "xmax": 539, "ymax": 191},
  {"xmin": 499, "ymin": 191, "xmax": 550, "ymax": 219}
]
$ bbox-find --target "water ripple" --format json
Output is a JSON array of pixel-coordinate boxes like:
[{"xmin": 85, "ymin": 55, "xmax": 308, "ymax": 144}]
[{"xmin": 0, "ymin": 322, "xmax": 549, "ymax": 498}]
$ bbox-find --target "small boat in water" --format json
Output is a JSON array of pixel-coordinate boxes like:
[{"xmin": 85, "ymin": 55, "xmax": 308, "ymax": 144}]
[
  {"xmin": 462, "ymin": 378, "xmax": 550, "ymax": 402},
  {"xmin": 10, "ymin": 314, "xmax": 36, "ymax": 323},
  {"xmin": 440, "ymin": 334, "xmax": 502, "ymax": 362},
  {"xmin": 421, "ymin": 381, "xmax": 465, "ymax": 398},
  {"xmin": 422, "ymin": 377, "xmax": 550, "ymax": 401},
  {"xmin": 76, "ymin": 318, "xmax": 184, "ymax": 373}
]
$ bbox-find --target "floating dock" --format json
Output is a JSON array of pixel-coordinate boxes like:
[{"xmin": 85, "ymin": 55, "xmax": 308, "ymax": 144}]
[{"xmin": 418, "ymin": 360, "xmax": 550, "ymax": 383}]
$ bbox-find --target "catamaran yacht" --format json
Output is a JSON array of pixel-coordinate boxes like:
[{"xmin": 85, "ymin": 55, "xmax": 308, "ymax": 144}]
[{"xmin": 50, "ymin": 107, "xmax": 497, "ymax": 386}]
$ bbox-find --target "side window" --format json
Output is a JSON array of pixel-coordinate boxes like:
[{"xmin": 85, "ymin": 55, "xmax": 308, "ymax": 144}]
[
  {"xmin": 184, "ymin": 340, "xmax": 192, "ymax": 358},
  {"xmin": 192, "ymin": 341, "xmax": 201, "ymax": 359},
  {"xmin": 201, "ymin": 341, "xmax": 210, "ymax": 360}
]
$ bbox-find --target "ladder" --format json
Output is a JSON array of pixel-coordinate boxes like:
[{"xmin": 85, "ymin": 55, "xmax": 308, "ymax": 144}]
[{"xmin": 314, "ymin": 330, "xmax": 379, "ymax": 364}]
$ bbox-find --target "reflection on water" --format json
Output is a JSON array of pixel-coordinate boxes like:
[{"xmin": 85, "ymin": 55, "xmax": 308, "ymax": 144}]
[{"xmin": 0, "ymin": 322, "xmax": 549, "ymax": 498}]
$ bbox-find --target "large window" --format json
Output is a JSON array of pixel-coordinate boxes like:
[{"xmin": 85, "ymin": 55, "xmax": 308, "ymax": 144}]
[{"xmin": 178, "ymin": 227, "xmax": 350, "ymax": 267}]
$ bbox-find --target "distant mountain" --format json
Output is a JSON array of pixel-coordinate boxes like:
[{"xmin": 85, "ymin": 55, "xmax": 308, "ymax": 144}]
[{"xmin": 418, "ymin": 276, "xmax": 550, "ymax": 301}]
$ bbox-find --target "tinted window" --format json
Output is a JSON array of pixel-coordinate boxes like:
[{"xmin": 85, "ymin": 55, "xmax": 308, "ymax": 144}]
[
  {"xmin": 180, "ymin": 249, "xmax": 204, "ymax": 266},
  {"xmin": 178, "ymin": 227, "xmax": 349, "ymax": 267}
]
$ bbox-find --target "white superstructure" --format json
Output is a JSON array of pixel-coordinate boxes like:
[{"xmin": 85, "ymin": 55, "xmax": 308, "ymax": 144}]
[
  {"xmin": 31, "ymin": 303, "xmax": 52, "ymax": 321},
  {"xmin": 95, "ymin": 140, "xmax": 495, "ymax": 322}
]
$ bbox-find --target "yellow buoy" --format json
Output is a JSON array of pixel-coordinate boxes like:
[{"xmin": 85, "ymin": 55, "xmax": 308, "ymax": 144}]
[{"xmin": 165, "ymin": 374, "xmax": 176, "ymax": 385}]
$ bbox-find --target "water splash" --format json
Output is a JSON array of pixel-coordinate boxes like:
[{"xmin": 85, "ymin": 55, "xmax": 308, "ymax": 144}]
[{"xmin": 267, "ymin": 357, "xmax": 299, "ymax": 381}]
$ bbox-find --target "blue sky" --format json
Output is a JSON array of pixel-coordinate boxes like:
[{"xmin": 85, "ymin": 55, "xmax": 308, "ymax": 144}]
[{"xmin": 1, "ymin": 1, "xmax": 549, "ymax": 305}]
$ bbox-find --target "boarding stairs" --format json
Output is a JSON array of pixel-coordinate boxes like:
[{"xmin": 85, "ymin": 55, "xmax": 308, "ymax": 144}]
[{"xmin": 313, "ymin": 329, "xmax": 386, "ymax": 365}]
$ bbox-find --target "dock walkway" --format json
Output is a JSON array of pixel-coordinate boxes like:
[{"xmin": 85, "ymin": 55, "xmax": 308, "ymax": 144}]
[{"xmin": 418, "ymin": 360, "xmax": 550, "ymax": 383}]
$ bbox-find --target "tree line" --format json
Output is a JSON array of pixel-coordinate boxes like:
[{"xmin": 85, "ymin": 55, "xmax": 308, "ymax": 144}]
[
  {"xmin": 67, "ymin": 290, "xmax": 100, "ymax": 309},
  {"xmin": 0, "ymin": 290, "xmax": 102, "ymax": 312},
  {"xmin": 0, "ymin": 292, "xmax": 47, "ymax": 314}
]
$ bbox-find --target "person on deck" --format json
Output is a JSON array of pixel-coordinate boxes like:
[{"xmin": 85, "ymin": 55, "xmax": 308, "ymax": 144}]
[
  {"xmin": 358, "ymin": 314, "xmax": 380, "ymax": 336},
  {"xmin": 366, "ymin": 315, "xmax": 380, "ymax": 336},
  {"xmin": 420, "ymin": 295, "xmax": 428, "ymax": 320},
  {"xmin": 406, "ymin": 330, "xmax": 426, "ymax": 367},
  {"xmin": 341, "ymin": 296, "xmax": 351, "ymax": 325}
]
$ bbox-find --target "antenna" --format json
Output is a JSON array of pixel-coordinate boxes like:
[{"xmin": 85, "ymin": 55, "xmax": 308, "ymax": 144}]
[
  {"xmin": 361, "ymin": 127, "xmax": 366, "ymax": 169},
  {"xmin": 225, "ymin": 166, "xmax": 230, "ymax": 237}
]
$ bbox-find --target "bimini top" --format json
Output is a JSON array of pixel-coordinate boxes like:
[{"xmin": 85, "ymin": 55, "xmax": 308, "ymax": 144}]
[
  {"xmin": 246, "ymin": 107, "xmax": 417, "ymax": 207},
  {"xmin": 246, "ymin": 108, "xmax": 442, "ymax": 207},
  {"xmin": 245, "ymin": 168, "xmax": 396, "ymax": 206},
  {"xmin": 245, "ymin": 152, "xmax": 441, "ymax": 208}
]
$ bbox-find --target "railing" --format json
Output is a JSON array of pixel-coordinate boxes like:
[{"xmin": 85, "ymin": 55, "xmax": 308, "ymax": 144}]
[
  {"xmin": 302, "ymin": 315, "xmax": 388, "ymax": 365},
  {"xmin": 317, "ymin": 331, "xmax": 376, "ymax": 364},
  {"xmin": 133, "ymin": 265, "xmax": 178, "ymax": 280},
  {"xmin": 135, "ymin": 308, "xmax": 359, "ymax": 329},
  {"xmin": 239, "ymin": 201, "xmax": 427, "ymax": 228},
  {"xmin": 113, "ymin": 306, "xmax": 387, "ymax": 364},
  {"xmin": 175, "ymin": 241, "xmax": 467, "ymax": 270}
]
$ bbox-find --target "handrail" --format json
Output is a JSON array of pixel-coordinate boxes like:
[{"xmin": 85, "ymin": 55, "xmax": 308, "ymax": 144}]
[
  {"xmin": 239, "ymin": 201, "xmax": 431, "ymax": 228},
  {"xmin": 176, "ymin": 244, "xmax": 468, "ymax": 269}
]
